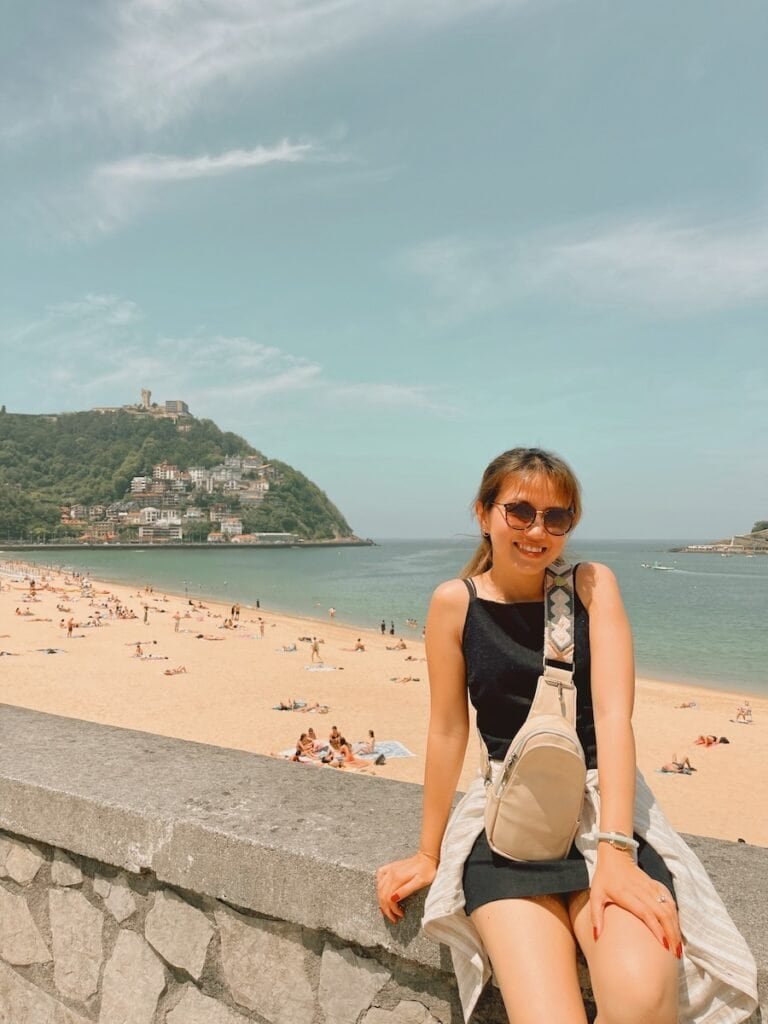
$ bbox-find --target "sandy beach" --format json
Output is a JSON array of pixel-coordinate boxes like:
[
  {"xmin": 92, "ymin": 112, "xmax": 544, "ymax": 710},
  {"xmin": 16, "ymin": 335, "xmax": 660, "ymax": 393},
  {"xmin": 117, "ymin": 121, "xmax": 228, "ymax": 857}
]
[{"xmin": 1, "ymin": 559, "xmax": 766, "ymax": 847}]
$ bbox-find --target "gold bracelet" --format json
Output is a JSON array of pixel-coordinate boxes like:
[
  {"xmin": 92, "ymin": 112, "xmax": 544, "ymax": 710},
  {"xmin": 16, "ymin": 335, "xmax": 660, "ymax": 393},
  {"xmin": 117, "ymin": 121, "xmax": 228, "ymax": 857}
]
[{"xmin": 418, "ymin": 850, "xmax": 440, "ymax": 865}]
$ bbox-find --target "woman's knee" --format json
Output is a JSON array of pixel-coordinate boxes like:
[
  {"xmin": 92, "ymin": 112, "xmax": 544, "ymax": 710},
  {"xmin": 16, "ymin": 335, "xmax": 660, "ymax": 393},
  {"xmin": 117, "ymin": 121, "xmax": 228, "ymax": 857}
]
[{"xmin": 592, "ymin": 951, "xmax": 679, "ymax": 1024}]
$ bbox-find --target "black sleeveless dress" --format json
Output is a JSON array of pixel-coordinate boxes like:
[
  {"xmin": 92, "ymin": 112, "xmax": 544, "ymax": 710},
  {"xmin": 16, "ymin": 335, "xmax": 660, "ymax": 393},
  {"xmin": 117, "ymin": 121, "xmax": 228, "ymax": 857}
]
[{"xmin": 461, "ymin": 569, "xmax": 674, "ymax": 914}]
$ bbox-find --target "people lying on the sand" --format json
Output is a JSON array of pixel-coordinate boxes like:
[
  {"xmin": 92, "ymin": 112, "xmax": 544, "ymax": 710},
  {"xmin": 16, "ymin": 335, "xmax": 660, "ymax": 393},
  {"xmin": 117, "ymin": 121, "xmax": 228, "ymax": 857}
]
[
  {"xmin": 735, "ymin": 702, "xmax": 752, "ymax": 723},
  {"xmin": 298, "ymin": 701, "xmax": 330, "ymax": 714},
  {"xmin": 141, "ymin": 654, "xmax": 169, "ymax": 661},
  {"xmin": 355, "ymin": 730, "xmax": 377, "ymax": 754},
  {"xmin": 660, "ymin": 754, "xmax": 695, "ymax": 774},
  {"xmin": 164, "ymin": 666, "xmax": 187, "ymax": 675},
  {"xmin": 280, "ymin": 643, "xmax": 298, "ymax": 652},
  {"xmin": 36, "ymin": 648, "xmax": 66, "ymax": 655},
  {"xmin": 674, "ymin": 701, "xmax": 697, "ymax": 709},
  {"xmin": 694, "ymin": 734, "xmax": 730, "ymax": 746},
  {"xmin": 0, "ymin": 650, "xmax": 20, "ymax": 656},
  {"xmin": 56, "ymin": 604, "xmax": 71, "ymax": 612},
  {"xmin": 338, "ymin": 737, "xmax": 372, "ymax": 769},
  {"xmin": 15, "ymin": 607, "xmax": 33, "ymax": 616},
  {"xmin": 386, "ymin": 639, "xmax": 407, "ymax": 650},
  {"xmin": 275, "ymin": 698, "xmax": 301, "ymax": 710},
  {"xmin": 194, "ymin": 634, "xmax": 225, "ymax": 640},
  {"xmin": 389, "ymin": 676, "xmax": 420, "ymax": 683}
]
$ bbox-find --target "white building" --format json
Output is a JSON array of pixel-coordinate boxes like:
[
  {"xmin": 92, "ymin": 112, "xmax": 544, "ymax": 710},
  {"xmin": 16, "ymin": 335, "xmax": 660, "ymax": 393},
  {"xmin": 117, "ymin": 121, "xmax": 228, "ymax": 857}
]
[
  {"xmin": 220, "ymin": 516, "xmax": 243, "ymax": 537},
  {"xmin": 153, "ymin": 462, "xmax": 179, "ymax": 482}
]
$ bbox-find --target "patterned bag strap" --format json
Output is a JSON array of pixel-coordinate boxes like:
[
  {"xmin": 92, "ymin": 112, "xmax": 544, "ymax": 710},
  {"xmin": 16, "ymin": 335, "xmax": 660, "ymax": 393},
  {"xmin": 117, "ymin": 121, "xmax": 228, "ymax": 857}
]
[
  {"xmin": 543, "ymin": 564, "xmax": 575, "ymax": 668},
  {"xmin": 528, "ymin": 564, "xmax": 577, "ymax": 725}
]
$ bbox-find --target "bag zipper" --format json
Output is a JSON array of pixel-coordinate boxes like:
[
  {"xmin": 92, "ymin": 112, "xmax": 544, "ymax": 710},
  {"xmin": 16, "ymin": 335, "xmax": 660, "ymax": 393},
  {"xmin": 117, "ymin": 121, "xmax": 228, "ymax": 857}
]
[{"xmin": 494, "ymin": 726, "xmax": 585, "ymax": 795}]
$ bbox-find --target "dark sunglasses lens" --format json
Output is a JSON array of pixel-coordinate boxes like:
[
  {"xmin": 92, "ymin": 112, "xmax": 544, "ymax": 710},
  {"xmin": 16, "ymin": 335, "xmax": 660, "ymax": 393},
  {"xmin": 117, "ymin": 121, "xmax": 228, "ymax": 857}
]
[
  {"xmin": 543, "ymin": 508, "xmax": 573, "ymax": 535},
  {"xmin": 503, "ymin": 502, "xmax": 536, "ymax": 528}
]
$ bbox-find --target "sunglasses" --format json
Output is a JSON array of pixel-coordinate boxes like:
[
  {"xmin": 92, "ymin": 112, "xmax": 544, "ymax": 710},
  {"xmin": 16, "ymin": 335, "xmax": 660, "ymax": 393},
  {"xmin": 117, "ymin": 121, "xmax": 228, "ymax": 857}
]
[{"xmin": 493, "ymin": 501, "xmax": 575, "ymax": 536}]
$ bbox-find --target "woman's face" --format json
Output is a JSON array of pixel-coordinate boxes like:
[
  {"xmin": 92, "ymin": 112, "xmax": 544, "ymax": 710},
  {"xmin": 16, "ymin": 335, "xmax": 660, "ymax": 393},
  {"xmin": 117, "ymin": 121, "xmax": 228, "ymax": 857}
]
[{"xmin": 478, "ymin": 472, "xmax": 573, "ymax": 576}]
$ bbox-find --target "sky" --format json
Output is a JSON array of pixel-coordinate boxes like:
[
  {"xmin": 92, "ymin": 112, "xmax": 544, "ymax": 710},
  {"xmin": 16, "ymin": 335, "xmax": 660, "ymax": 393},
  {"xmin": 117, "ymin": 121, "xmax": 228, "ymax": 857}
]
[{"xmin": 1, "ymin": 0, "xmax": 766, "ymax": 540}]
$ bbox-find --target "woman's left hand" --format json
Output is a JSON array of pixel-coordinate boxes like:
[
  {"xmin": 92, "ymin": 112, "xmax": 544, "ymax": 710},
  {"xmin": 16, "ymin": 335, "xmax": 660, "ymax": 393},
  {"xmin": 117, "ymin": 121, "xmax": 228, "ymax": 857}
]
[{"xmin": 590, "ymin": 849, "xmax": 682, "ymax": 958}]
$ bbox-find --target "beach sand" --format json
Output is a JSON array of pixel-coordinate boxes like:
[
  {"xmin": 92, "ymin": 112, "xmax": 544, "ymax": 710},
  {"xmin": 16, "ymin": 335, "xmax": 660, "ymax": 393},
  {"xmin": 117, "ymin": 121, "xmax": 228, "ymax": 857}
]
[{"xmin": 1, "ymin": 560, "xmax": 766, "ymax": 847}]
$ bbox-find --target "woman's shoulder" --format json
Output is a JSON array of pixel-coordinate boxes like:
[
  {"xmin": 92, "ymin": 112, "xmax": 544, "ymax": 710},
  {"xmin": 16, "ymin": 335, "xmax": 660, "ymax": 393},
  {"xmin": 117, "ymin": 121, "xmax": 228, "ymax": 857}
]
[
  {"xmin": 430, "ymin": 577, "xmax": 472, "ymax": 609},
  {"xmin": 572, "ymin": 561, "xmax": 621, "ymax": 611}
]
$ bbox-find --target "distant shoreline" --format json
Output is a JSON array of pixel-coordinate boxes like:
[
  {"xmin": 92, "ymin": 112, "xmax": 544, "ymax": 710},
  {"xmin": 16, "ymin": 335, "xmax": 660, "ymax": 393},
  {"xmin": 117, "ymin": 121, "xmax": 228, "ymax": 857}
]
[{"xmin": 0, "ymin": 539, "xmax": 375, "ymax": 552}]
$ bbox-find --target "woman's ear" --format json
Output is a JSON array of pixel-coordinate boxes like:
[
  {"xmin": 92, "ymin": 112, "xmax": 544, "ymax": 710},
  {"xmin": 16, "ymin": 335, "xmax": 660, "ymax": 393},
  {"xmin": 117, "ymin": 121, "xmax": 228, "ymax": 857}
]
[{"xmin": 475, "ymin": 500, "xmax": 489, "ymax": 537}]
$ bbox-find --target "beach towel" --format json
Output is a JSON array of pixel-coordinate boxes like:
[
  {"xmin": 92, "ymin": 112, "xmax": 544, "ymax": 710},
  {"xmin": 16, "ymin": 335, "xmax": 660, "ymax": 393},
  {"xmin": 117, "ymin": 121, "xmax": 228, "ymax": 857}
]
[
  {"xmin": 357, "ymin": 741, "xmax": 414, "ymax": 760},
  {"xmin": 272, "ymin": 700, "xmax": 307, "ymax": 711},
  {"xmin": 304, "ymin": 664, "xmax": 338, "ymax": 672}
]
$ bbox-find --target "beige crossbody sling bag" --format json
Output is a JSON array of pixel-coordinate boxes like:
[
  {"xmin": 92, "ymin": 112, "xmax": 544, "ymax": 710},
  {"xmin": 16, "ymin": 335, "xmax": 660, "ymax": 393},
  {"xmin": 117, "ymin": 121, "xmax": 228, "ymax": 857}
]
[{"xmin": 481, "ymin": 564, "xmax": 587, "ymax": 861}]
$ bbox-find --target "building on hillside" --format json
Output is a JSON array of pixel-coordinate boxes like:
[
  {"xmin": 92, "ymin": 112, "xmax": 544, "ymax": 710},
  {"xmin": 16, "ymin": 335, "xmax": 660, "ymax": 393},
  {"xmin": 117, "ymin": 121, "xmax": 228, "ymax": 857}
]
[
  {"xmin": 220, "ymin": 517, "xmax": 243, "ymax": 537},
  {"xmin": 165, "ymin": 400, "xmax": 190, "ymax": 416},
  {"xmin": 81, "ymin": 522, "xmax": 117, "ymax": 542},
  {"xmin": 131, "ymin": 477, "xmax": 150, "ymax": 494},
  {"xmin": 206, "ymin": 532, "xmax": 225, "ymax": 543},
  {"xmin": 139, "ymin": 522, "xmax": 183, "ymax": 543},
  {"xmin": 153, "ymin": 462, "xmax": 179, "ymax": 482},
  {"xmin": 140, "ymin": 507, "xmax": 161, "ymax": 525}
]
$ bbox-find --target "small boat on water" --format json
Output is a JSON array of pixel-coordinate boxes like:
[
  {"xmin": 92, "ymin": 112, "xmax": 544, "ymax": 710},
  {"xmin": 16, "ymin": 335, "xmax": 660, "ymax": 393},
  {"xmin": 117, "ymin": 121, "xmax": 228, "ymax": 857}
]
[{"xmin": 641, "ymin": 561, "xmax": 676, "ymax": 571}]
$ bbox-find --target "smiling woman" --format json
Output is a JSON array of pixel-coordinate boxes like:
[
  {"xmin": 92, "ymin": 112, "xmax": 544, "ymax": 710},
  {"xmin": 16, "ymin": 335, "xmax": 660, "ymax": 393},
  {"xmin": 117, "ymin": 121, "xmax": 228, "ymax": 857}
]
[{"xmin": 376, "ymin": 446, "xmax": 758, "ymax": 1024}]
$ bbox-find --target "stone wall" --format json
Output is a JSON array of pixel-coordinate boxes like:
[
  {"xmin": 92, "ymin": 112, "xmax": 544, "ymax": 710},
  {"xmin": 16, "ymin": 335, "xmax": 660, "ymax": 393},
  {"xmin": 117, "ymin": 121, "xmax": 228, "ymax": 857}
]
[{"xmin": 0, "ymin": 704, "xmax": 764, "ymax": 1023}]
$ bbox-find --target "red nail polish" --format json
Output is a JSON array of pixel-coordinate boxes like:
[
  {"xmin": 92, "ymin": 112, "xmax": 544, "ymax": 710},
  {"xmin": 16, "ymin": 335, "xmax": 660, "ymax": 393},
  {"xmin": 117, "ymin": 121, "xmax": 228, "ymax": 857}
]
[
  {"xmin": 663, "ymin": 937, "xmax": 670, "ymax": 950},
  {"xmin": 391, "ymin": 893, "xmax": 400, "ymax": 903},
  {"xmin": 676, "ymin": 943, "xmax": 683, "ymax": 959},
  {"xmin": 593, "ymin": 926, "xmax": 598, "ymax": 942}
]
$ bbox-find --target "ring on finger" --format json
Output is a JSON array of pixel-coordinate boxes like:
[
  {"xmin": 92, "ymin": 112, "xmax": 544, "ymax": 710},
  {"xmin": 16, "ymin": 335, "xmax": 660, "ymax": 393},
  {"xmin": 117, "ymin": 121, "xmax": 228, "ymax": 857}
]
[{"xmin": 657, "ymin": 890, "xmax": 668, "ymax": 904}]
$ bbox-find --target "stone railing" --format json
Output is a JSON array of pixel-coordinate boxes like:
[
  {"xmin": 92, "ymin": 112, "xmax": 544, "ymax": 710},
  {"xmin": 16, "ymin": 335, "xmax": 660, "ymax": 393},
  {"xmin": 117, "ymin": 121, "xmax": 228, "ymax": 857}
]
[{"xmin": 0, "ymin": 704, "xmax": 764, "ymax": 1023}]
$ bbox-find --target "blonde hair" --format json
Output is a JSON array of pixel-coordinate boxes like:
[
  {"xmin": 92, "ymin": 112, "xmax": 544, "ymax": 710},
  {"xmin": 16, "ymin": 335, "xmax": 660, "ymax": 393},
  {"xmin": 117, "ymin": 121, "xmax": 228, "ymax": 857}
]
[{"xmin": 461, "ymin": 447, "xmax": 582, "ymax": 578}]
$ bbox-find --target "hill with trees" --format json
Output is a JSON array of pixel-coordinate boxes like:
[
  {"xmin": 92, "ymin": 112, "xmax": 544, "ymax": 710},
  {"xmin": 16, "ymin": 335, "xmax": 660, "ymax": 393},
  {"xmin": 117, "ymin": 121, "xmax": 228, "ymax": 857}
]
[{"xmin": 0, "ymin": 408, "xmax": 354, "ymax": 543}]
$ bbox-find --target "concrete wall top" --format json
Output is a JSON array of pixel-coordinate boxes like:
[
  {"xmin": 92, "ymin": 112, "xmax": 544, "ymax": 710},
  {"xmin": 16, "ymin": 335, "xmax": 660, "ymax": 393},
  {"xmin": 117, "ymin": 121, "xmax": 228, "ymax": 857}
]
[{"xmin": 0, "ymin": 703, "xmax": 765, "ymax": 991}]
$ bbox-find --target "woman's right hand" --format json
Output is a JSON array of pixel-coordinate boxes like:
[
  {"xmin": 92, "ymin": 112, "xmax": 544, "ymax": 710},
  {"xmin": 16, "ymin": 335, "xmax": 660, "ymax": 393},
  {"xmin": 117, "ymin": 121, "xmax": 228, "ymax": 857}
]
[{"xmin": 376, "ymin": 852, "xmax": 439, "ymax": 924}]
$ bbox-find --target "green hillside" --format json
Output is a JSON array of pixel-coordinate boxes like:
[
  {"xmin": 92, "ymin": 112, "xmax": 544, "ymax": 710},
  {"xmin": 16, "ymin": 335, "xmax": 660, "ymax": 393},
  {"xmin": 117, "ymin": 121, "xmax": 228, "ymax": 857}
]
[{"xmin": 0, "ymin": 409, "xmax": 353, "ymax": 542}]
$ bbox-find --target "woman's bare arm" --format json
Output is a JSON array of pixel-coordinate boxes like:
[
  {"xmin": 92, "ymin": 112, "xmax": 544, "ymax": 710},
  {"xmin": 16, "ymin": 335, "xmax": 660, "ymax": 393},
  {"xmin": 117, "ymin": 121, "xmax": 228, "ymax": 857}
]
[{"xmin": 376, "ymin": 579, "xmax": 469, "ymax": 922}]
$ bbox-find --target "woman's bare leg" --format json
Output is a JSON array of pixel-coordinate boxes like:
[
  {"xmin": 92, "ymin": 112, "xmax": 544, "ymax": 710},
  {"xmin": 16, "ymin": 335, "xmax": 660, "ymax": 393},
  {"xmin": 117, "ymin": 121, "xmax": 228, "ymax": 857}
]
[
  {"xmin": 568, "ymin": 891, "xmax": 679, "ymax": 1024},
  {"xmin": 470, "ymin": 894, "xmax": 588, "ymax": 1024}
]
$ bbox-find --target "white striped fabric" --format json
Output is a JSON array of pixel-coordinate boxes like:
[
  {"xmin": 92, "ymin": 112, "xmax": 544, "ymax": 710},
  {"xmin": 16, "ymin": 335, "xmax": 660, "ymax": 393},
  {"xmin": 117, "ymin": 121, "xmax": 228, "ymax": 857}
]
[{"xmin": 422, "ymin": 768, "xmax": 759, "ymax": 1023}]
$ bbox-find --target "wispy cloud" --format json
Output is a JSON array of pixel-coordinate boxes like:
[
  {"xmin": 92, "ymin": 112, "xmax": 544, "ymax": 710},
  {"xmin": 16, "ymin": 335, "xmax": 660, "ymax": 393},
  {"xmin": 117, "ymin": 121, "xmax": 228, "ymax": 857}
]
[
  {"xmin": 96, "ymin": 141, "xmax": 313, "ymax": 184},
  {"xmin": 43, "ymin": 139, "xmax": 316, "ymax": 240},
  {"xmin": 402, "ymin": 211, "xmax": 768, "ymax": 318},
  {"xmin": 4, "ymin": 0, "xmax": 530, "ymax": 142},
  {"xmin": 1, "ymin": 293, "xmax": 457, "ymax": 419}
]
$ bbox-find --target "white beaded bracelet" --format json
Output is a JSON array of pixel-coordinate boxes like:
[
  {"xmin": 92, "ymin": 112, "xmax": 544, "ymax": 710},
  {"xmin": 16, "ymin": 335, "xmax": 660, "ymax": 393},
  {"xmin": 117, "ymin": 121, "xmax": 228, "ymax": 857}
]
[{"xmin": 596, "ymin": 830, "xmax": 639, "ymax": 851}]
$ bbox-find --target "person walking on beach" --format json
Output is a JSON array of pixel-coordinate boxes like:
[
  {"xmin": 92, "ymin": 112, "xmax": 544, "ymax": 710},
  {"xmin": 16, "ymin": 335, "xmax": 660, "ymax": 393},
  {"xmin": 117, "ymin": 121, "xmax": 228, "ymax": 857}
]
[
  {"xmin": 173, "ymin": 612, "xmax": 181, "ymax": 633},
  {"xmin": 310, "ymin": 637, "xmax": 321, "ymax": 663},
  {"xmin": 66, "ymin": 617, "xmax": 74, "ymax": 639},
  {"xmin": 259, "ymin": 618, "xmax": 265, "ymax": 640},
  {"xmin": 143, "ymin": 605, "xmax": 149, "ymax": 625},
  {"xmin": 380, "ymin": 619, "xmax": 386, "ymax": 635},
  {"xmin": 376, "ymin": 446, "xmax": 757, "ymax": 1024}
]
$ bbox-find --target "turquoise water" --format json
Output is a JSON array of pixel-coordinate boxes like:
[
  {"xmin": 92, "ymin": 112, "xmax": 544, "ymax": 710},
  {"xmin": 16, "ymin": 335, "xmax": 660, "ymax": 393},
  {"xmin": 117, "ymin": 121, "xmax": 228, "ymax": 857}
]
[{"xmin": 9, "ymin": 539, "xmax": 767, "ymax": 694}]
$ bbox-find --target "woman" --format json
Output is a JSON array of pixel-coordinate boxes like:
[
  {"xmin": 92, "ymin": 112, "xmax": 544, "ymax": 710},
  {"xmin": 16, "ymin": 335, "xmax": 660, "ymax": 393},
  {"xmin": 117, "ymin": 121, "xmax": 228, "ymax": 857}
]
[{"xmin": 376, "ymin": 447, "xmax": 757, "ymax": 1024}]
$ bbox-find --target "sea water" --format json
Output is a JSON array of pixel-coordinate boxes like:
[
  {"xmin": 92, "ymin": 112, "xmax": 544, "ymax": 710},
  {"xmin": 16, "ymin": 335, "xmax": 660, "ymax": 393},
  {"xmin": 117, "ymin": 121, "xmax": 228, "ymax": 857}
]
[{"xmin": 11, "ymin": 539, "xmax": 767, "ymax": 694}]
